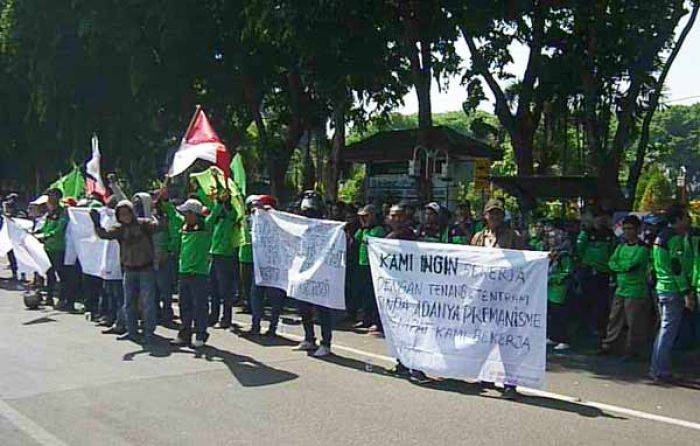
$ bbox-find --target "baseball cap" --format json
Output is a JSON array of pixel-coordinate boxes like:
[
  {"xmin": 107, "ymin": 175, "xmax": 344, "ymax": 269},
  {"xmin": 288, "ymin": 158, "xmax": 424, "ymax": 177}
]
[
  {"xmin": 484, "ymin": 198, "xmax": 505, "ymax": 213},
  {"xmin": 357, "ymin": 204, "xmax": 377, "ymax": 216},
  {"xmin": 177, "ymin": 199, "xmax": 204, "ymax": 215}
]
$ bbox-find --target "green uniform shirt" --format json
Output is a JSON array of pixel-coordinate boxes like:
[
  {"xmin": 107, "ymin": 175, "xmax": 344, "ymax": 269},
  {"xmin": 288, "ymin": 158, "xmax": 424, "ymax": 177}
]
[
  {"xmin": 166, "ymin": 211, "xmax": 182, "ymax": 254},
  {"xmin": 209, "ymin": 202, "xmax": 240, "ymax": 257},
  {"xmin": 41, "ymin": 206, "xmax": 68, "ymax": 253},
  {"xmin": 609, "ymin": 242, "xmax": 650, "ymax": 298},
  {"xmin": 576, "ymin": 230, "xmax": 614, "ymax": 273},
  {"xmin": 355, "ymin": 225, "xmax": 386, "ymax": 266},
  {"xmin": 238, "ymin": 217, "xmax": 253, "ymax": 263},
  {"xmin": 164, "ymin": 202, "xmax": 212, "ymax": 276},
  {"xmin": 653, "ymin": 229, "xmax": 692, "ymax": 295},
  {"xmin": 691, "ymin": 234, "xmax": 700, "ymax": 292},
  {"xmin": 548, "ymin": 253, "xmax": 573, "ymax": 304},
  {"xmin": 528, "ymin": 237, "xmax": 546, "ymax": 251}
]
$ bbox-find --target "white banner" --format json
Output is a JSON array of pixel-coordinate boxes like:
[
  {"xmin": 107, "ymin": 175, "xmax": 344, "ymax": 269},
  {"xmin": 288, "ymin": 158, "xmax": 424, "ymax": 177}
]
[
  {"xmin": 252, "ymin": 210, "xmax": 346, "ymax": 309},
  {"xmin": 66, "ymin": 208, "xmax": 122, "ymax": 280},
  {"xmin": 0, "ymin": 217, "xmax": 51, "ymax": 277},
  {"xmin": 368, "ymin": 238, "xmax": 549, "ymax": 389}
]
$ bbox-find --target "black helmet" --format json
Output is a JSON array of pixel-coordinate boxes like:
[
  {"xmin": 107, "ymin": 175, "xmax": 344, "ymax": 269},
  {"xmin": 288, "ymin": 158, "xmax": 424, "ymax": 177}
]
[{"xmin": 23, "ymin": 291, "xmax": 42, "ymax": 310}]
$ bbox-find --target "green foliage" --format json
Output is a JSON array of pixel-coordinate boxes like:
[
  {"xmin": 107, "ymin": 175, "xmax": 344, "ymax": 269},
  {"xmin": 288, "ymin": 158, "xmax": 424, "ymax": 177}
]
[
  {"xmin": 639, "ymin": 167, "xmax": 674, "ymax": 212},
  {"xmin": 338, "ymin": 165, "xmax": 365, "ymax": 204}
]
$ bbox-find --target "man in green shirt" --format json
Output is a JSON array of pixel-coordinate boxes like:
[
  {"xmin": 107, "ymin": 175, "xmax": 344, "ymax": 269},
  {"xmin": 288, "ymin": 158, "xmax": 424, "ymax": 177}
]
[
  {"xmin": 546, "ymin": 228, "xmax": 574, "ymax": 351},
  {"xmin": 650, "ymin": 205, "xmax": 695, "ymax": 382},
  {"xmin": 208, "ymin": 186, "xmax": 242, "ymax": 329},
  {"xmin": 354, "ymin": 204, "xmax": 386, "ymax": 333},
  {"xmin": 575, "ymin": 210, "xmax": 615, "ymax": 339},
  {"xmin": 38, "ymin": 188, "xmax": 73, "ymax": 311},
  {"xmin": 600, "ymin": 215, "xmax": 651, "ymax": 359},
  {"xmin": 166, "ymin": 198, "xmax": 213, "ymax": 348}
]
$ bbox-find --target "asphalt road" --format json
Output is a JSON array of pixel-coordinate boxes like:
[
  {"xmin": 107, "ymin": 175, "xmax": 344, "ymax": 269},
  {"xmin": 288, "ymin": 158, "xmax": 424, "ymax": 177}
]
[{"xmin": 0, "ymin": 273, "xmax": 699, "ymax": 445}]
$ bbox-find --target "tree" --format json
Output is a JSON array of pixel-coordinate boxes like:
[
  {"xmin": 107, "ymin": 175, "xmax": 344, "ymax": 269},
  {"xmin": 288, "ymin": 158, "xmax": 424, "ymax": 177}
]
[{"xmin": 639, "ymin": 167, "xmax": 674, "ymax": 211}]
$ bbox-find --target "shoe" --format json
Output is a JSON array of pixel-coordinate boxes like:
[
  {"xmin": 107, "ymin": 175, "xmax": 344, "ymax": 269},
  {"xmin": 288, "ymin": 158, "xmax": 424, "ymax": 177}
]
[
  {"xmin": 294, "ymin": 340, "xmax": 317, "ymax": 351},
  {"xmin": 388, "ymin": 362, "xmax": 411, "ymax": 378},
  {"xmin": 409, "ymin": 370, "xmax": 431, "ymax": 384},
  {"xmin": 501, "ymin": 386, "xmax": 519, "ymax": 400},
  {"xmin": 117, "ymin": 334, "xmax": 141, "ymax": 342},
  {"xmin": 553, "ymin": 343, "xmax": 570, "ymax": 351},
  {"xmin": 246, "ymin": 326, "xmax": 261, "ymax": 335},
  {"xmin": 353, "ymin": 321, "xmax": 370, "ymax": 330},
  {"xmin": 143, "ymin": 334, "xmax": 157, "ymax": 345},
  {"xmin": 650, "ymin": 374, "xmax": 675, "ymax": 385},
  {"xmin": 367, "ymin": 325, "xmax": 383, "ymax": 335},
  {"xmin": 102, "ymin": 327, "xmax": 127, "ymax": 335},
  {"xmin": 546, "ymin": 338, "xmax": 557, "ymax": 346},
  {"xmin": 263, "ymin": 328, "xmax": 277, "ymax": 337},
  {"xmin": 313, "ymin": 345, "xmax": 331, "ymax": 357},
  {"xmin": 192, "ymin": 339, "xmax": 205, "ymax": 348},
  {"xmin": 217, "ymin": 321, "xmax": 231, "ymax": 329},
  {"xmin": 171, "ymin": 335, "xmax": 190, "ymax": 346}
]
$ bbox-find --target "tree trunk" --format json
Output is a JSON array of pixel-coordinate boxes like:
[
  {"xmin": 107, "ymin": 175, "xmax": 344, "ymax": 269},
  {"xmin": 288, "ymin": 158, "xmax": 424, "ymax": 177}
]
[
  {"xmin": 628, "ymin": 1, "xmax": 699, "ymax": 208},
  {"xmin": 327, "ymin": 102, "xmax": 345, "ymax": 201}
]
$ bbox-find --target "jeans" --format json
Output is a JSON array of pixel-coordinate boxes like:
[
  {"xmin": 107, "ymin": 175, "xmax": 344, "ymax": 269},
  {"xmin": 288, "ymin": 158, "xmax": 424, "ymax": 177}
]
[
  {"xmin": 210, "ymin": 254, "xmax": 238, "ymax": 324},
  {"xmin": 297, "ymin": 300, "xmax": 333, "ymax": 347},
  {"xmin": 251, "ymin": 284, "xmax": 285, "ymax": 332},
  {"xmin": 102, "ymin": 280, "xmax": 125, "ymax": 328},
  {"xmin": 179, "ymin": 274, "xmax": 210, "ymax": 340},
  {"xmin": 649, "ymin": 292, "xmax": 685, "ymax": 378},
  {"xmin": 155, "ymin": 257, "xmax": 173, "ymax": 321},
  {"xmin": 123, "ymin": 270, "xmax": 157, "ymax": 337}
]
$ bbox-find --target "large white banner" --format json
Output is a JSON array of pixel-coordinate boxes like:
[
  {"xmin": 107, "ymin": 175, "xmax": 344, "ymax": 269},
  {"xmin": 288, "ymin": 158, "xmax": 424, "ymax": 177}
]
[
  {"xmin": 0, "ymin": 217, "xmax": 51, "ymax": 277},
  {"xmin": 252, "ymin": 210, "xmax": 346, "ymax": 309},
  {"xmin": 66, "ymin": 208, "xmax": 122, "ymax": 280},
  {"xmin": 368, "ymin": 237, "xmax": 549, "ymax": 389}
]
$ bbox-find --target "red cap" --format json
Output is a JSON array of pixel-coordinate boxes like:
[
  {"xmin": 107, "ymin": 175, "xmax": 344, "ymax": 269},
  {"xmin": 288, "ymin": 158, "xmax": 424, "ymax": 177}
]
[{"xmin": 257, "ymin": 195, "xmax": 276, "ymax": 207}]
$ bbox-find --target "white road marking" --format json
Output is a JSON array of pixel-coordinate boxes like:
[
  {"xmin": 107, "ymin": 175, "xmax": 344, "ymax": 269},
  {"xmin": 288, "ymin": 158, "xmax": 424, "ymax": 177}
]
[
  {"xmin": 272, "ymin": 322, "xmax": 700, "ymax": 432},
  {"xmin": 0, "ymin": 398, "xmax": 68, "ymax": 446}
]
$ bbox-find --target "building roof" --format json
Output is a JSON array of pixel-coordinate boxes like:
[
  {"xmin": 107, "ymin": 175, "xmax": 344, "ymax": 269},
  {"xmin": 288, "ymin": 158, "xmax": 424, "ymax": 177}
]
[
  {"xmin": 344, "ymin": 126, "xmax": 500, "ymax": 163},
  {"xmin": 490, "ymin": 175, "xmax": 602, "ymax": 200}
]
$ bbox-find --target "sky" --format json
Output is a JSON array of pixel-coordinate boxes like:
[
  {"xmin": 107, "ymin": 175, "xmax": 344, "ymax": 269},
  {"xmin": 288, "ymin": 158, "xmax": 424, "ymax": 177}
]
[{"xmin": 398, "ymin": 14, "xmax": 700, "ymax": 115}]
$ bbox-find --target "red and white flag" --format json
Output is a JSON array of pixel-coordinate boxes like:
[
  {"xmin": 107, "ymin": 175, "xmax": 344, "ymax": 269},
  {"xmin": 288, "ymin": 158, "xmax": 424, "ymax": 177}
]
[
  {"xmin": 168, "ymin": 106, "xmax": 231, "ymax": 179},
  {"xmin": 85, "ymin": 134, "xmax": 108, "ymax": 200}
]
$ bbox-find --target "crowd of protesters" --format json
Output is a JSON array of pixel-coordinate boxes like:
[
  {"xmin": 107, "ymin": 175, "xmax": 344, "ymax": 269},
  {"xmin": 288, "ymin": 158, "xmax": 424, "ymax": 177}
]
[{"xmin": 2, "ymin": 177, "xmax": 700, "ymax": 399}]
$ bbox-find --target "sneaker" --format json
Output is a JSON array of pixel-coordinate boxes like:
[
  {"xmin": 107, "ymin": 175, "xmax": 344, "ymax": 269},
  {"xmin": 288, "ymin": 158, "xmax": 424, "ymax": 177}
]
[
  {"xmin": 102, "ymin": 327, "xmax": 127, "ymax": 335},
  {"xmin": 388, "ymin": 362, "xmax": 411, "ymax": 378},
  {"xmin": 263, "ymin": 328, "xmax": 277, "ymax": 337},
  {"xmin": 409, "ymin": 370, "xmax": 431, "ymax": 385},
  {"xmin": 546, "ymin": 338, "xmax": 557, "ymax": 346},
  {"xmin": 353, "ymin": 321, "xmax": 371, "ymax": 330},
  {"xmin": 367, "ymin": 325, "xmax": 383, "ymax": 335},
  {"xmin": 192, "ymin": 339, "xmax": 205, "ymax": 348},
  {"xmin": 171, "ymin": 336, "xmax": 189, "ymax": 346},
  {"xmin": 294, "ymin": 340, "xmax": 317, "ymax": 351},
  {"xmin": 553, "ymin": 343, "xmax": 570, "ymax": 351},
  {"xmin": 501, "ymin": 386, "xmax": 519, "ymax": 400},
  {"xmin": 313, "ymin": 345, "xmax": 332, "ymax": 357},
  {"xmin": 246, "ymin": 326, "xmax": 261, "ymax": 335}
]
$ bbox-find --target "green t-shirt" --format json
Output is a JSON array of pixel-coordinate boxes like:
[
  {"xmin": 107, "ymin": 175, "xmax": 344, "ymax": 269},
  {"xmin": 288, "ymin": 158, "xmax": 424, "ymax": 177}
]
[
  {"xmin": 548, "ymin": 253, "xmax": 573, "ymax": 304},
  {"xmin": 576, "ymin": 230, "xmax": 614, "ymax": 273},
  {"xmin": 41, "ymin": 206, "xmax": 68, "ymax": 254},
  {"xmin": 209, "ymin": 202, "xmax": 240, "ymax": 257},
  {"xmin": 609, "ymin": 242, "xmax": 650, "ymax": 298},
  {"xmin": 164, "ymin": 202, "xmax": 212, "ymax": 276},
  {"xmin": 238, "ymin": 218, "xmax": 253, "ymax": 264},
  {"xmin": 653, "ymin": 229, "xmax": 692, "ymax": 295},
  {"xmin": 355, "ymin": 225, "xmax": 386, "ymax": 266}
]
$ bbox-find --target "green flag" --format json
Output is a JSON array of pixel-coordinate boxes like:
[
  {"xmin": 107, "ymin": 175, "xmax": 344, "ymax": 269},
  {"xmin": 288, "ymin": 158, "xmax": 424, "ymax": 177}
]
[
  {"xmin": 190, "ymin": 167, "xmax": 245, "ymax": 220},
  {"xmin": 230, "ymin": 153, "xmax": 246, "ymax": 197},
  {"xmin": 50, "ymin": 166, "xmax": 85, "ymax": 199}
]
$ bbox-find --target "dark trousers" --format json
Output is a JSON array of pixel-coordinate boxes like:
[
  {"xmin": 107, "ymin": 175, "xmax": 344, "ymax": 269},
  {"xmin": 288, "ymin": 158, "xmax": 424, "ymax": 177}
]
[
  {"xmin": 7, "ymin": 250, "xmax": 17, "ymax": 278},
  {"xmin": 251, "ymin": 285, "xmax": 285, "ymax": 331},
  {"xmin": 102, "ymin": 279, "xmax": 125, "ymax": 328},
  {"xmin": 47, "ymin": 251, "xmax": 73, "ymax": 306},
  {"xmin": 602, "ymin": 295, "xmax": 652, "ymax": 355},
  {"xmin": 82, "ymin": 274, "xmax": 103, "ymax": 315},
  {"xmin": 345, "ymin": 263, "xmax": 361, "ymax": 319},
  {"xmin": 547, "ymin": 301, "xmax": 569, "ymax": 344},
  {"xmin": 179, "ymin": 274, "xmax": 210, "ymax": 340},
  {"xmin": 210, "ymin": 255, "xmax": 237, "ymax": 324},
  {"xmin": 298, "ymin": 301, "xmax": 333, "ymax": 347},
  {"xmin": 581, "ymin": 270, "xmax": 611, "ymax": 337},
  {"xmin": 359, "ymin": 265, "xmax": 380, "ymax": 328},
  {"xmin": 239, "ymin": 262, "xmax": 253, "ymax": 308},
  {"xmin": 155, "ymin": 256, "xmax": 173, "ymax": 321}
]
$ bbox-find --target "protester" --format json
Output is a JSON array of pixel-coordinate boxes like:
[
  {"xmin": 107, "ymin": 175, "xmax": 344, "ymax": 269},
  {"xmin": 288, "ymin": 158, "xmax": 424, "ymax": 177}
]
[
  {"xmin": 91, "ymin": 199, "xmax": 158, "ymax": 343},
  {"xmin": 152, "ymin": 195, "xmax": 175, "ymax": 325},
  {"xmin": 248, "ymin": 196, "xmax": 286, "ymax": 337},
  {"xmin": 546, "ymin": 228, "xmax": 574, "ymax": 351},
  {"xmin": 417, "ymin": 202, "xmax": 447, "ymax": 242},
  {"xmin": 238, "ymin": 196, "xmax": 257, "ymax": 314},
  {"xmin": 576, "ymin": 210, "xmax": 615, "ymax": 339},
  {"xmin": 207, "ymin": 178, "xmax": 242, "ymax": 329},
  {"xmin": 343, "ymin": 204, "xmax": 361, "ymax": 324},
  {"xmin": 448, "ymin": 200, "xmax": 475, "ymax": 245},
  {"xmin": 163, "ymin": 198, "xmax": 213, "ymax": 348},
  {"xmin": 599, "ymin": 215, "xmax": 651, "ymax": 359},
  {"xmin": 99, "ymin": 196, "xmax": 127, "ymax": 335},
  {"xmin": 38, "ymin": 188, "xmax": 73, "ymax": 311},
  {"xmin": 470, "ymin": 198, "xmax": 524, "ymax": 399},
  {"xmin": 354, "ymin": 204, "xmax": 386, "ymax": 333},
  {"xmin": 649, "ymin": 205, "xmax": 695, "ymax": 382},
  {"xmin": 294, "ymin": 193, "xmax": 334, "ymax": 357}
]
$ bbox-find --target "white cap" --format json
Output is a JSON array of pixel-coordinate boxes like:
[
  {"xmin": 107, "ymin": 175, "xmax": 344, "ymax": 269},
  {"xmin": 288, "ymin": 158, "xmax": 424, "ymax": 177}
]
[
  {"xmin": 425, "ymin": 202, "xmax": 441, "ymax": 213},
  {"xmin": 30, "ymin": 195, "xmax": 49, "ymax": 205},
  {"xmin": 177, "ymin": 199, "xmax": 203, "ymax": 215}
]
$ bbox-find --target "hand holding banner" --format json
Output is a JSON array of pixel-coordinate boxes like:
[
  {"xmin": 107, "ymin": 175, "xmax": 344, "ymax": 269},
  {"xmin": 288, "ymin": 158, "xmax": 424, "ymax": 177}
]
[{"xmin": 368, "ymin": 237, "xmax": 549, "ymax": 388}]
